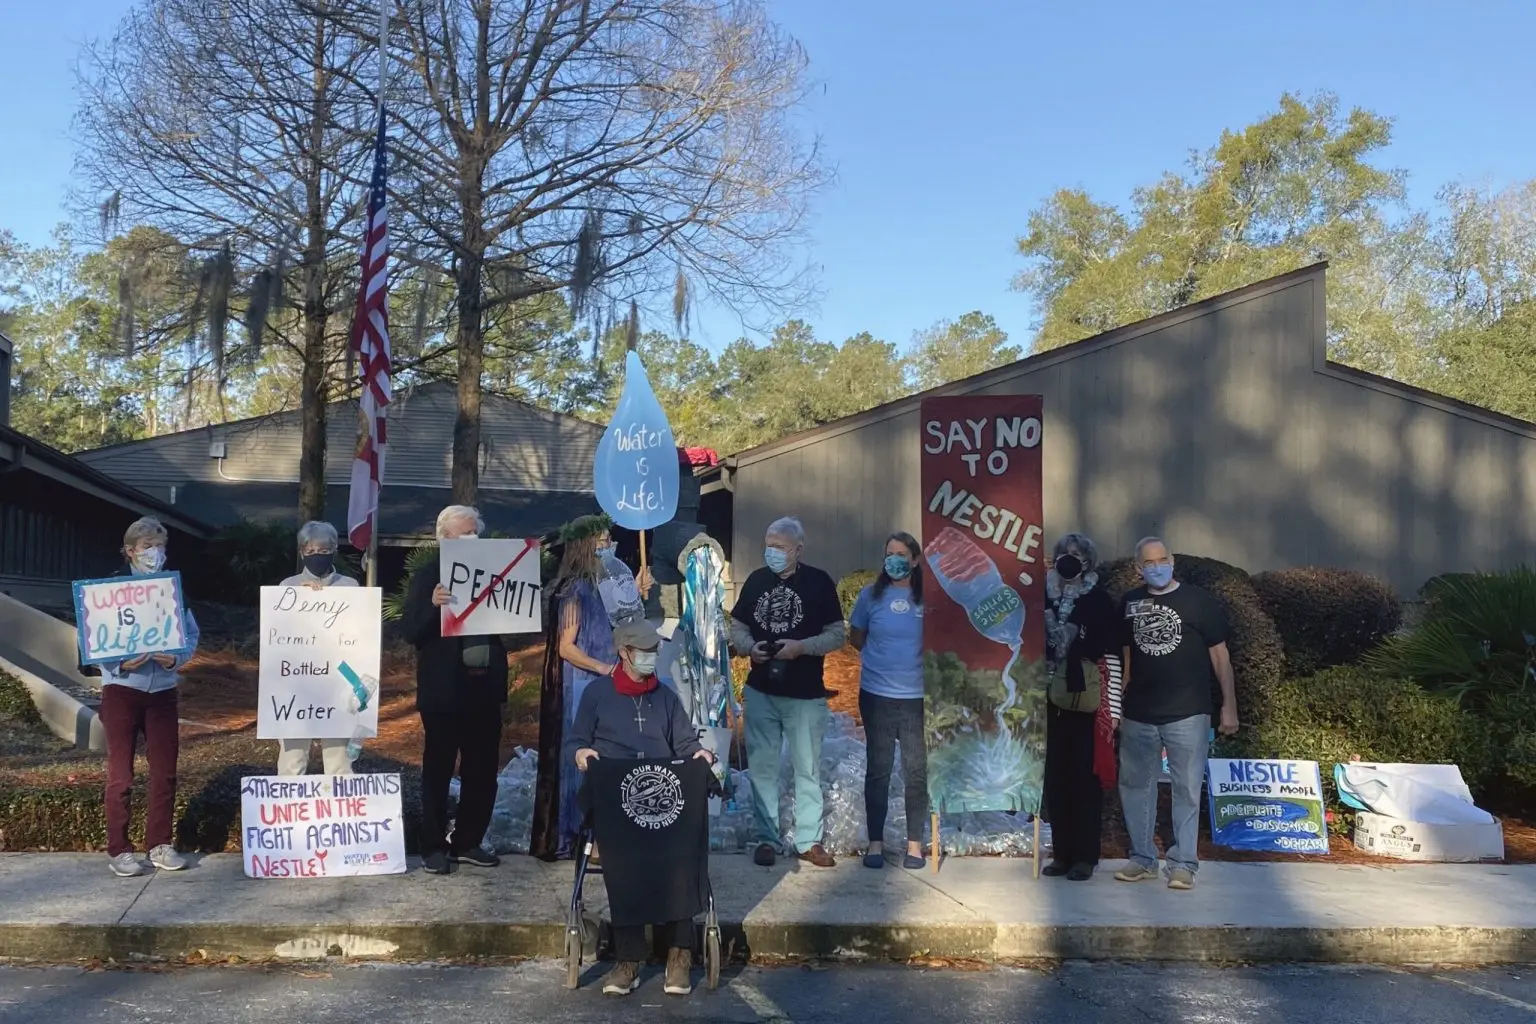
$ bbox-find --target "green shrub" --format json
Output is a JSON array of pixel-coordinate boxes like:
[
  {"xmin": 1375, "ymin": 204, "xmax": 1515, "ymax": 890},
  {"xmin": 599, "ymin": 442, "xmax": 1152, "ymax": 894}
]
[
  {"xmin": 0, "ymin": 670, "xmax": 43, "ymax": 728},
  {"xmin": 181, "ymin": 520, "xmax": 299, "ymax": 604},
  {"xmin": 1244, "ymin": 666, "xmax": 1497, "ymax": 827},
  {"xmin": 1367, "ymin": 566, "xmax": 1536, "ymax": 709},
  {"xmin": 1100, "ymin": 553, "xmax": 1286, "ymax": 724},
  {"xmin": 837, "ymin": 570, "xmax": 878, "ymax": 621},
  {"xmin": 383, "ymin": 543, "xmax": 440, "ymax": 622},
  {"xmin": 1252, "ymin": 567, "xmax": 1402, "ymax": 676}
]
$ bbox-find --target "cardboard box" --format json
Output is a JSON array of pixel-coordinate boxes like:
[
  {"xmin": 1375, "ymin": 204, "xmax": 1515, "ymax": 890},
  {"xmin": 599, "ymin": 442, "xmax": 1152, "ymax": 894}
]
[{"xmin": 1354, "ymin": 811, "xmax": 1504, "ymax": 863}]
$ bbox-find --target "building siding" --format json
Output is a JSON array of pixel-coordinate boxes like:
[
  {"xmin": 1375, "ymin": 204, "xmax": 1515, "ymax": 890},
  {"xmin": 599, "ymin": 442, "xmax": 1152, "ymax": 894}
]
[
  {"xmin": 75, "ymin": 382, "xmax": 604, "ymax": 495},
  {"xmin": 729, "ymin": 267, "xmax": 1536, "ymax": 596}
]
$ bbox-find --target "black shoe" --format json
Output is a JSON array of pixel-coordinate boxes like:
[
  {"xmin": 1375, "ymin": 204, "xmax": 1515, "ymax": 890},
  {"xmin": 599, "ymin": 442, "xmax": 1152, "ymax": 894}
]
[
  {"xmin": 1067, "ymin": 862, "xmax": 1096, "ymax": 881},
  {"xmin": 422, "ymin": 850, "xmax": 454, "ymax": 874},
  {"xmin": 451, "ymin": 848, "xmax": 501, "ymax": 868},
  {"xmin": 1041, "ymin": 860, "xmax": 1071, "ymax": 877},
  {"xmin": 753, "ymin": 843, "xmax": 777, "ymax": 867}
]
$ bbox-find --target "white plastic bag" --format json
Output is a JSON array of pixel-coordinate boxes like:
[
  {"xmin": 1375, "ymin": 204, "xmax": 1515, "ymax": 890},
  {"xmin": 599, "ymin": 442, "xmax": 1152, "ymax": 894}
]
[{"xmin": 1334, "ymin": 762, "xmax": 1495, "ymax": 826}]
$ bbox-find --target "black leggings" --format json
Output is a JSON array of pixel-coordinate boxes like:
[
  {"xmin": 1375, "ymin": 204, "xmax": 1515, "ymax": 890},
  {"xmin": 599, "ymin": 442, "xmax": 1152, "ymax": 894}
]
[
  {"xmin": 860, "ymin": 691, "xmax": 928, "ymax": 844},
  {"xmin": 614, "ymin": 921, "xmax": 692, "ymax": 962}
]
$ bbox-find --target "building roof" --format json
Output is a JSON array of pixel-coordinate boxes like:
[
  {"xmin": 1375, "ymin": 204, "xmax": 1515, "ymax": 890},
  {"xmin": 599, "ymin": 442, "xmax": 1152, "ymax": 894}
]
[
  {"xmin": 0, "ymin": 422, "xmax": 210, "ymax": 537},
  {"xmin": 167, "ymin": 479, "xmax": 600, "ymax": 542},
  {"xmin": 715, "ymin": 263, "xmax": 1535, "ymax": 468}
]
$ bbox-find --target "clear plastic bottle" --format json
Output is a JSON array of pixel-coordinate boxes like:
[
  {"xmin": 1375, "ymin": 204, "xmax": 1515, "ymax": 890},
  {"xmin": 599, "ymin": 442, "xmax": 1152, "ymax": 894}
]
[{"xmin": 344, "ymin": 672, "xmax": 379, "ymax": 765}]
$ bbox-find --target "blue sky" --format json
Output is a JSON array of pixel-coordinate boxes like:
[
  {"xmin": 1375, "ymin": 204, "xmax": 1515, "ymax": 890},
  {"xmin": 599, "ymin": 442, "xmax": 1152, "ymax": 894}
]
[{"xmin": 3, "ymin": 0, "xmax": 1533, "ymax": 354}]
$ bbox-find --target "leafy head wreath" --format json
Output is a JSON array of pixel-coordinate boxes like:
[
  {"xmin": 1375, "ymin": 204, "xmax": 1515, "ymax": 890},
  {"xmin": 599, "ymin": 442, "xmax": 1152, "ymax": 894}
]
[{"xmin": 558, "ymin": 513, "xmax": 613, "ymax": 545}]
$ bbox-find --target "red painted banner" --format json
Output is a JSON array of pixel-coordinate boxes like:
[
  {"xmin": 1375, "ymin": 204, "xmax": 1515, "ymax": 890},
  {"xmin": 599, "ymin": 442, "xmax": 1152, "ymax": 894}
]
[{"xmin": 920, "ymin": 395, "xmax": 1048, "ymax": 815}]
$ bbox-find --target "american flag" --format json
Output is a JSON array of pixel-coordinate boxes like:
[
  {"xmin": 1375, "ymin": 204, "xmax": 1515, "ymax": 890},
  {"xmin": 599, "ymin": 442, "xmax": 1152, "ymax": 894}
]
[{"xmin": 347, "ymin": 106, "xmax": 391, "ymax": 554}]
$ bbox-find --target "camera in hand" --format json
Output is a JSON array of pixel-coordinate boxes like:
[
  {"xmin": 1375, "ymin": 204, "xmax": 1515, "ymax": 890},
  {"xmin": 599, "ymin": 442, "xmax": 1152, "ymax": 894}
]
[{"xmin": 766, "ymin": 638, "xmax": 789, "ymax": 684}]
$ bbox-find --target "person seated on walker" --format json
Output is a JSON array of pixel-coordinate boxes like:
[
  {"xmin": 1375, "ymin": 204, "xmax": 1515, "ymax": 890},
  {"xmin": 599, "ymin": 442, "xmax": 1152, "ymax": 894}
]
[{"xmin": 566, "ymin": 619, "xmax": 714, "ymax": 998}]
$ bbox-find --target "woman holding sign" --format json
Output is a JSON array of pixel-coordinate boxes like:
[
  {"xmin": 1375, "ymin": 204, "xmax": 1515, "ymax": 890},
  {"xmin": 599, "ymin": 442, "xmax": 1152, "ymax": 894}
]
[
  {"xmin": 99, "ymin": 517, "xmax": 200, "ymax": 878},
  {"xmin": 274, "ymin": 521, "xmax": 360, "ymax": 778},
  {"xmin": 531, "ymin": 514, "xmax": 652, "ymax": 860}
]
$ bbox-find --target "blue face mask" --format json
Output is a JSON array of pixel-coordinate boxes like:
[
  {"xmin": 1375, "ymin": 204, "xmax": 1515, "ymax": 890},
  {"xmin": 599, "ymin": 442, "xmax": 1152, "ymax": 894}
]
[
  {"xmin": 596, "ymin": 544, "xmax": 616, "ymax": 561},
  {"xmin": 1141, "ymin": 564, "xmax": 1175, "ymax": 590},
  {"xmin": 884, "ymin": 554, "xmax": 911, "ymax": 580},
  {"xmin": 764, "ymin": 547, "xmax": 790, "ymax": 574}
]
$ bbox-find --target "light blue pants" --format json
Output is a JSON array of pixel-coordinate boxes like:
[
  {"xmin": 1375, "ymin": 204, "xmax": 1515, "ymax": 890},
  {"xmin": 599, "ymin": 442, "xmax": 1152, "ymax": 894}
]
[
  {"xmin": 1118, "ymin": 714, "xmax": 1210, "ymax": 874},
  {"xmin": 745, "ymin": 690, "xmax": 829, "ymax": 854}
]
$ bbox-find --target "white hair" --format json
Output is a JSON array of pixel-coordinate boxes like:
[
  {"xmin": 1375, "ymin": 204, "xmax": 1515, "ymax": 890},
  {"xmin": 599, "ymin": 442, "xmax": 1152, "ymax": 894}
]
[
  {"xmin": 765, "ymin": 516, "xmax": 805, "ymax": 546},
  {"xmin": 436, "ymin": 505, "xmax": 484, "ymax": 539},
  {"xmin": 1134, "ymin": 536, "xmax": 1170, "ymax": 561},
  {"xmin": 123, "ymin": 516, "xmax": 168, "ymax": 550},
  {"xmin": 297, "ymin": 520, "xmax": 339, "ymax": 552}
]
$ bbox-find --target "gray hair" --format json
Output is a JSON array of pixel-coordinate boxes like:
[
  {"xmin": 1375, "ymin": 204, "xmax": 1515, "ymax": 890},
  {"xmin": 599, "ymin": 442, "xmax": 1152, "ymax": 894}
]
[
  {"xmin": 1052, "ymin": 532, "xmax": 1099, "ymax": 571},
  {"xmin": 123, "ymin": 516, "xmax": 168, "ymax": 550},
  {"xmin": 436, "ymin": 504, "xmax": 484, "ymax": 539},
  {"xmin": 765, "ymin": 516, "xmax": 805, "ymax": 547},
  {"xmin": 1134, "ymin": 536, "xmax": 1170, "ymax": 561},
  {"xmin": 297, "ymin": 520, "xmax": 340, "ymax": 552}
]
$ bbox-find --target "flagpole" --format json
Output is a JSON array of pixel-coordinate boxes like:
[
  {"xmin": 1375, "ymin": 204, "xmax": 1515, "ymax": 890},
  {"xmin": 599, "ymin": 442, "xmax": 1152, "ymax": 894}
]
[{"xmin": 365, "ymin": 0, "xmax": 390, "ymax": 591}]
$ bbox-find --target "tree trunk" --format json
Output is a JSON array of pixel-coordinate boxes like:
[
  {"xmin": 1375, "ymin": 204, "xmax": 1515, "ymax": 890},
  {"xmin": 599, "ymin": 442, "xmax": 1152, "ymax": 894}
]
[
  {"xmin": 451, "ymin": 243, "xmax": 484, "ymax": 505},
  {"xmin": 297, "ymin": 9, "xmax": 330, "ymax": 527}
]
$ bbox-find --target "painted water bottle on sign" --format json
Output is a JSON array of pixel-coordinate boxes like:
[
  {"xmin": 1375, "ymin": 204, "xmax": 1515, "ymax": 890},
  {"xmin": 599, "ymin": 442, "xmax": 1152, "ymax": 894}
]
[
  {"xmin": 342, "ymin": 664, "xmax": 380, "ymax": 764},
  {"xmin": 925, "ymin": 526, "xmax": 1026, "ymax": 711}
]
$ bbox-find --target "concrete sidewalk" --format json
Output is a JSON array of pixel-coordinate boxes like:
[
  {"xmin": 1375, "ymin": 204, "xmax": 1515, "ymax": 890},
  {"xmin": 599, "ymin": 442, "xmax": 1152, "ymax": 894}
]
[{"xmin": 1, "ymin": 854, "xmax": 1533, "ymax": 965}]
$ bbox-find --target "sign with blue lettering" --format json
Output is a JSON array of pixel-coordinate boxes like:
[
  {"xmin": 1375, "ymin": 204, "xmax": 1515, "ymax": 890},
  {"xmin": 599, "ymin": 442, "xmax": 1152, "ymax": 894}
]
[
  {"xmin": 72, "ymin": 572, "xmax": 192, "ymax": 666},
  {"xmin": 1207, "ymin": 758, "xmax": 1329, "ymax": 854},
  {"xmin": 593, "ymin": 350, "xmax": 679, "ymax": 531}
]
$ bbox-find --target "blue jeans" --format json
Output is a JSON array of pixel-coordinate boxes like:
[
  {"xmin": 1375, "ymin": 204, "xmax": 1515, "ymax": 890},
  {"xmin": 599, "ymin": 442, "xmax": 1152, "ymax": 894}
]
[
  {"xmin": 745, "ymin": 690, "xmax": 829, "ymax": 853},
  {"xmin": 1118, "ymin": 714, "xmax": 1209, "ymax": 874}
]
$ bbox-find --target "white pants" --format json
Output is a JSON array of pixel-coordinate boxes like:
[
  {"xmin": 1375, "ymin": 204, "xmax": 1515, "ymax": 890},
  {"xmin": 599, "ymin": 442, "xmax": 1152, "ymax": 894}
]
[{"xmin": 277, "ymin": 738, "xmax": 354, "ymax": 777}]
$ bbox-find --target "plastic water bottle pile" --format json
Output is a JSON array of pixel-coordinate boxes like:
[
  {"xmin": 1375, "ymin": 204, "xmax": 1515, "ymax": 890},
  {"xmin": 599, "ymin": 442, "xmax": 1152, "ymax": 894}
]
[{"xmin": 475, "ymin": 715, "xmax": 1045, "ymax": 859}]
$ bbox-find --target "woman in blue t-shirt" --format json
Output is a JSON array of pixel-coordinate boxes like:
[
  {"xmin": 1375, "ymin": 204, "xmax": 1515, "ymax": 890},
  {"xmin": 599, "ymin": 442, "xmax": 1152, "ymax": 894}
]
[{"xmin": 849, "ymin": 532, "xmax": 928, "ymax": 869}]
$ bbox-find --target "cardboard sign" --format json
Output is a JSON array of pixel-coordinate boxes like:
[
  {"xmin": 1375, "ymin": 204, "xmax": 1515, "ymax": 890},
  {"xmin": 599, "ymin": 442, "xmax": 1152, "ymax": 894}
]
[
  {"xmin": 593, "ymin": 350, "xmax": 679, "ymax": 531},
  {"xmin": 438, "ymin": 538, "xmax": 543, "ymax": 637},
  {"xmin": 1207, "ymin": 758, "xmax": 1329, "ymax": 854},
  {"xmin": 920, "ymin": 396, "xmax": 1047, "ymax": 815},
  {"xmin": 72, "ymin": 572, "xmax": 192, "ymax": 666},
  {"xmin": 240, "ymin": 773, "xmax": 407, "ymax": 878},
  {"xmin": 258, "ymin": 586, "xmax": 382, "ymax": 740}
]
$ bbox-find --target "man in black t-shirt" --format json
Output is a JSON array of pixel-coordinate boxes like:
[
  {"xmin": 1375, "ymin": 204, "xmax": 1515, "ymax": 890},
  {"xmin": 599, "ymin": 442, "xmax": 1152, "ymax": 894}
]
[
  {"xmin": 1113, "ymin": 537, "xmax": 1239, "ymax": 892},
  {"xmin": 729, "ymin": 516, "xmax": 846, "ymax": 868}
]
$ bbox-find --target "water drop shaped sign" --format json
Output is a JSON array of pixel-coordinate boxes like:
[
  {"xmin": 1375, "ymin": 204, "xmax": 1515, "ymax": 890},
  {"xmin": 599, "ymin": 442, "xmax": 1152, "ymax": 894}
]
[{"xmin": 593, "ymin": 350, "xmax": 679, "ymax": 531}]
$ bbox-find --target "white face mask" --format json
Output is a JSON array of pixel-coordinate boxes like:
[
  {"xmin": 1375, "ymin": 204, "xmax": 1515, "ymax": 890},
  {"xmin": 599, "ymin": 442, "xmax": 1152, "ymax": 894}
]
[
  {"xmin": 629, "ymin": 650, "xmax": 658, "ymax": 677},
  {"xmin": 133, "ymin": 547, "xmax": 166, "ymax": 574}
]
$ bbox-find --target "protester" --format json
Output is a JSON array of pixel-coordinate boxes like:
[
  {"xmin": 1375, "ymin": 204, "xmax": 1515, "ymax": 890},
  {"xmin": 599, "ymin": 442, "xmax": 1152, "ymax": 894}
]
[
  {"xmin": 401, "ymin": 505, "xmax": 508, "ymax": 875},
  {"xmin": 274, "ymin": 520, "xmax": 360, "ymax": 778},
  {"xmin": 1041, "ymin": 532, "xmax": 1122, "ymax": 881},
  {"xmin": 532, "ymin": 514, "xmax": 630, "ymax": 859},
  {"xmin": 730, "ymin": 516, "xmax": 846, "ymax": 868},
  {"xmin": 848, "ymin": 532, "xmax": 928, "ymax": 870},
  {"xmin": 1115, "ymin": 537, "xmax": 1239, "ymax": 891},
  {"xmin": 101, "ymin": 517, "xmax": 200, "ymax": 877},
  {"xmin": 567, "ymin": 619, "xmax": 714, "ymax": 997}
]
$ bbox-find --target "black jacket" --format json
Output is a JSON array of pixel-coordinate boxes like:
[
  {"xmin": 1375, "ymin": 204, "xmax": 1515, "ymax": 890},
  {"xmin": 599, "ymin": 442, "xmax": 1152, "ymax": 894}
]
[{"xmin": 400, "ymin": 555, "xmax": 509, "ymax": 714}]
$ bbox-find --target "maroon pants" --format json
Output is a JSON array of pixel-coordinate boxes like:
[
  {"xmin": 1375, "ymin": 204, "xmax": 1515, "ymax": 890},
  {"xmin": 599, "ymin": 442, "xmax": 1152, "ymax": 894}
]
[{"xmin": 100, "ymin": 685, "xmax": 180, "ymax": 857}]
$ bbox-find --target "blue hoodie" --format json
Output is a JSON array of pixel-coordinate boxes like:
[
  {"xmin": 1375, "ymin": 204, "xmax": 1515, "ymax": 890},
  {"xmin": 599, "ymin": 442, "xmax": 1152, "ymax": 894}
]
[{"xmin": 98, "ymin": 565, "xmax": 201, "ymax": 694}]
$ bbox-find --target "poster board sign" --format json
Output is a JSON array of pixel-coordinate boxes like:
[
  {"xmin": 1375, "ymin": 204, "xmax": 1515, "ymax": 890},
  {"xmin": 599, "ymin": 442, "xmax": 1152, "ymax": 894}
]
[
  {"xmin": 439, "ymin": 538, "xmax": 543, "ymax": 637},
  {"xmin": 593, "ymin": 350, "xmax": 679, "ymax": 531},
  {"xmin": 258, "ymin": 585, "xmax": 382, "ymax": 740},
  {"xmin": 71, "ymin": 572, "xmax": 192, "ymax": 666},
  {"xmin": 1207, "ymin": 758, "xmax": 1329, "ymax": 854},
  {"xmin": 240, "ymin": 773, "xmax": 406, "ymax": 878},
  {"xmin": 919, "ymin": 396, "xmax": 1047, "ymax": 815}
]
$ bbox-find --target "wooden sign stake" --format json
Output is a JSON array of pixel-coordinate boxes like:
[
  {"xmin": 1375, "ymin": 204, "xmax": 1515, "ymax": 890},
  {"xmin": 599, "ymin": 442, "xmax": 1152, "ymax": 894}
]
[
  {"xmin": 930, "ymin": 812, "xmax": 940, "ymax": 874},
  {"xmin": 1033, "ymin": 815, "xmax": 1042, "ymax": 879}
]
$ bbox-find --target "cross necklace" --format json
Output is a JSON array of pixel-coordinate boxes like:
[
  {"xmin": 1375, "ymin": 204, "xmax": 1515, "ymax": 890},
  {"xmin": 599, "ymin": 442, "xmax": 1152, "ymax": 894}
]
[{"xmin": 631, "ymin": 696, "xmax": 647, "ymax": 732}]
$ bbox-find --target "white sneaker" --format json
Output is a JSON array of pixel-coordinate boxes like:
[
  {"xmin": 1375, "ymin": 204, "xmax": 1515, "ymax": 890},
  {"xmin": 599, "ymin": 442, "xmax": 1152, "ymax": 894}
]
[
  {"xmin": 149, "ymin": 845, "xmax": 188, "ymax": 871},
  {"xmin": 109, "ymin": 852, "xmax": 146, "ymax": 877}
]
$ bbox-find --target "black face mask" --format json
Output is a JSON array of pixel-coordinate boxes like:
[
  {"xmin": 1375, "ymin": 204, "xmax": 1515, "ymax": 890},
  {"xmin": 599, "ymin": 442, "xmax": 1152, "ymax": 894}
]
[
  {"xmin": 1055, "ymin": 553, "xmax": 1083, "ymax": 581},
  {"xmin": 303, "ymin": 553, "xmax": 335, "ymax": 578}
]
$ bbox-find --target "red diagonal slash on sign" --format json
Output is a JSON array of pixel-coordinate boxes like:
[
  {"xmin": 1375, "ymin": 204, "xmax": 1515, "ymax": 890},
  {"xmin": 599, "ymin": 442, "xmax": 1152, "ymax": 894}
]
[{"xmin": 442, "ymin": 538, "xmax": 538, "ymax": 637}]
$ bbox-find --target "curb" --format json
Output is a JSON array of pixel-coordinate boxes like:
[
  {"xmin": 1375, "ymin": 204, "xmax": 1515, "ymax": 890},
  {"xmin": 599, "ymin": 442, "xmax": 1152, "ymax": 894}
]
[
  {"xmin": 3, "ymin": 921, "xmax": 1532, "ymax": 966},
  {"xmin": 0, "ymin": 653, "xmax": 104, "ymax": 752}
]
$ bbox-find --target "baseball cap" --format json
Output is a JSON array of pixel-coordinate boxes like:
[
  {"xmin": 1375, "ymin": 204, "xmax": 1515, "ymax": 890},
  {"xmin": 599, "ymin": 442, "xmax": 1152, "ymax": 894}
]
[{"xmin": 612, "ymin": 618, "xmax": 661, "ymax": 652}]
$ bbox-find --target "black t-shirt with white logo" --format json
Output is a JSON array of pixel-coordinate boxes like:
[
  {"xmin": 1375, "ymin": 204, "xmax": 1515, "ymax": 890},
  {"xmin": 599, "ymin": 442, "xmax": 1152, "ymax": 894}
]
[
  {"xmin": 1118, "ymin": 583, "xmax": 1230, "ymax": 725},
  {"xmin": 731, "ymin": 563, "xmax": 842, "ymax": 700},
  {"xmin": 580, "ymin": 757, "xmax": 710, "ymax": 927}
]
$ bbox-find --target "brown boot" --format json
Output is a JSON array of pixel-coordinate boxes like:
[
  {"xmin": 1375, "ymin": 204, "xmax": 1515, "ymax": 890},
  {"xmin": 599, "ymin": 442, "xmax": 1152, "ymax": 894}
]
[
  {"xmin": 602, "ymin": 961, "xmax": 640, "ymax": 996},
  {"xmin": 664, "ymin": 947, "xmax": 693, "ymax": 995},
  {"xmin": 798, "ymin": 843, "xmax": 836, "ymax": 868}
]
